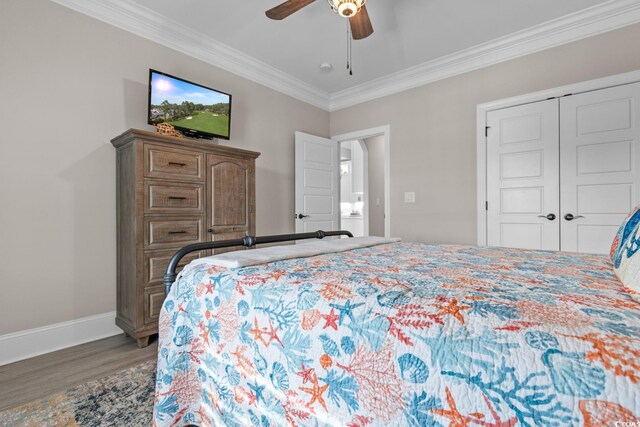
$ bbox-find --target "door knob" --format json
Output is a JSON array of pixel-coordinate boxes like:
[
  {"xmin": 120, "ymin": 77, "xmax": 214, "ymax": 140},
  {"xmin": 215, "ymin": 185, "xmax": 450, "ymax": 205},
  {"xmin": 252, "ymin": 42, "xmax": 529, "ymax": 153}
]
[
  {"xmin": 297, "ymin": 214, "xmax": 310, "ymax": 219},
  {"xmin": 537, "ymin": 213, "xmax": 556, "ymax": 221},
  {"xmin": 564, "ymin": 213, "xmax": 585, "ymax": 221}
]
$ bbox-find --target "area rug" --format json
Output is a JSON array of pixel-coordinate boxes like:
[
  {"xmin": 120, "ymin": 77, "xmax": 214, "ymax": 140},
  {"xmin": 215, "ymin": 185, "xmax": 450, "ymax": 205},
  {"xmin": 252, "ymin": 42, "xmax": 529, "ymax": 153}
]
[{"xmin": 0, "ymin": 360, "xmax": 156, "ymax": 426}]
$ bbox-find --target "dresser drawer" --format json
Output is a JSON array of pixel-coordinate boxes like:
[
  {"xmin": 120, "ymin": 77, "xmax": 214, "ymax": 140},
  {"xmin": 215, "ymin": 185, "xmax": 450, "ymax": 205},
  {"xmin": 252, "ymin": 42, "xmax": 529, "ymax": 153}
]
[
  {"xmin": 144, "ymin": 286, "xmax": 165, "ymax": 325},
  {"xmin": 144, "ymin": 145, "xmax": 203, "ymax": 181},
  {"xmin": 144, "ymin": 249, "xmax": 205, "ymax": 286},
  {"xmin": 145, "ymin": 217, "xmax": 203, "ymax": 249},
  {"xmin": 145, "ymin": 181, "xmax": 203, "ymax": 214}
]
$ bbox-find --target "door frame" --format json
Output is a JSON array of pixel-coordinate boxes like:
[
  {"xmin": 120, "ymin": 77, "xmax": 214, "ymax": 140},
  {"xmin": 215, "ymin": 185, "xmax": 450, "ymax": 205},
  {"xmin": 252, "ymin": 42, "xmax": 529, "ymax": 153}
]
[
  {"xmin": 332, "ymin": 125, "xmax": 391, "ymax": 237},
  {"xmin": 476, "ymin": 69, "xmax": 640, "ymax": 246}
]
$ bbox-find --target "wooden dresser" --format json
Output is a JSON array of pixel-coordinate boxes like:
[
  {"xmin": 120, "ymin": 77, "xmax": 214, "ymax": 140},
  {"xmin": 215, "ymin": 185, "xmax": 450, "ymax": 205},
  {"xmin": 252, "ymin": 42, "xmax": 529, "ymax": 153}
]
[{"xmin": 111, "ymin": 129, "xmax": 260, "ymax": 347}]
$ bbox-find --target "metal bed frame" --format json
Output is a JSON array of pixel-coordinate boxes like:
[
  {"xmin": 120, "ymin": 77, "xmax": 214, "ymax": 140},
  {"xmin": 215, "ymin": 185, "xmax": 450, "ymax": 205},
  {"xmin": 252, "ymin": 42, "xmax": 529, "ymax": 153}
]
[{"xmin": 163, "ymin": 229, "xmax": 354, "ymax": 294}]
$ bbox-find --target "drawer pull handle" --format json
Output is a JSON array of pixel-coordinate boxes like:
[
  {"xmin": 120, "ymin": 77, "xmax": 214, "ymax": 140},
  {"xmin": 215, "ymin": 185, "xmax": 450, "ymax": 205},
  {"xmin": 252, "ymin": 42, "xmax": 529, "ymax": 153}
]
[
  {"xmin": 168, "ymin": 230, "xmax": 187, "ymax": 235},
  {"xmin": 168, "ymin": 196, "xmax": 187, "ymax": 200},
  {"xmin": 168, "ymin": 162, "xmax": 187, "ymax": 167}
]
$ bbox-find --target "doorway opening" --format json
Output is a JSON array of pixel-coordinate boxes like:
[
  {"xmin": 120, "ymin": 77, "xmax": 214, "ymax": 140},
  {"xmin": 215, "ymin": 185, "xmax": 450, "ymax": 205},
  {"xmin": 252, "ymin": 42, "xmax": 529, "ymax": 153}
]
[
  {"xmin": 333, "ymin": 126, "xmax": 390, "ymax": 238},
  {"xmin": 339, "ymin": 140, "xmax": 368, "ymax": 237}
]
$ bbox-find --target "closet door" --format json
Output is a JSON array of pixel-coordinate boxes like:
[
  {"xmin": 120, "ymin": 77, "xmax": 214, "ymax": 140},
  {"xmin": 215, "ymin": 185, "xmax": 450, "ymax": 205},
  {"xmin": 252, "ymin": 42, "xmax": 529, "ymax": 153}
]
[
  {"xmin": 560, "ymin": 82, "xmax": 640, "ymax": 254},
  {"xmin": 487, "ymin": 99, "xmax": 560, "ymax": 250}
]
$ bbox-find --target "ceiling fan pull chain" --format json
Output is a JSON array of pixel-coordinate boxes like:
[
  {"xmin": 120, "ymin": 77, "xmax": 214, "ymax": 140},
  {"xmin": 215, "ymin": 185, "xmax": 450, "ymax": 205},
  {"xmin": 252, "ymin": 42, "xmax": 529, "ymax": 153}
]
[
  {"xmin": 346, "ymin": 19, "xmax": 350, "ymax": 72},
  {"xmin": 349, "ymin": 34, "xmax": 353, "ymax": 75},
  {"xmin": 347, "ymin": 19, "xmax": 353, "ymax": 76}
]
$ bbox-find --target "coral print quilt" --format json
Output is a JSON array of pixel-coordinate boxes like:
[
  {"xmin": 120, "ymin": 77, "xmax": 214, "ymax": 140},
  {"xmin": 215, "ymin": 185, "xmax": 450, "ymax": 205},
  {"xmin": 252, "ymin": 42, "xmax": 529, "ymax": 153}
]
[{"xmin": 153, "ymin": 241, "xmax": 640, "ymax": 426}]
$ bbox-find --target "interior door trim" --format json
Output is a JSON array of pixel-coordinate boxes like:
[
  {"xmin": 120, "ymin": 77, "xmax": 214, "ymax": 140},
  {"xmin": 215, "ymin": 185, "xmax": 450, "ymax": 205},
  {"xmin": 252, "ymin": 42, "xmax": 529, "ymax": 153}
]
[{"xmin": 332, "ymin": 125, "xmax": 392, "ymax": 238}]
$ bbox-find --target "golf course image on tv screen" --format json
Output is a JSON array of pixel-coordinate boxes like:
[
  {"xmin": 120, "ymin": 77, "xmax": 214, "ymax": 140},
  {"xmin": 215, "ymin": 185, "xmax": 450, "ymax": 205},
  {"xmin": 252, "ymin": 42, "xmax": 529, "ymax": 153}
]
[{"xmin": 149, "ymin": 70, "xmax": 231, "ymax": 139}]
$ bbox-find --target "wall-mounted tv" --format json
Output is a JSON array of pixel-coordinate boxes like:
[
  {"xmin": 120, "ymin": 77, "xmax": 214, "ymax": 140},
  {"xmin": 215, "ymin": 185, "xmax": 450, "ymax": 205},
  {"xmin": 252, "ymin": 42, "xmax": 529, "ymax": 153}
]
[{"xmin": 148, "ymin": 69, "xmax": 231, "ymax": 140}]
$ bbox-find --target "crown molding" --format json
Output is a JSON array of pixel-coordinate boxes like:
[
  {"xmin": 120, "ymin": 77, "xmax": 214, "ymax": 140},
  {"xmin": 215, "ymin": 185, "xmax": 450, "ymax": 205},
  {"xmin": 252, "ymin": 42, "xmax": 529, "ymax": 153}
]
[
  {"xmin": 329, "ymin": 0, "xmax": 640, "ymax": 111},
  {"xmin": 50, "ymin": 0, "xmax": 640, "ymax": 113},
  {"xmin": 49, "ymin": 0, "xmax": 331, "ymax": 110}
]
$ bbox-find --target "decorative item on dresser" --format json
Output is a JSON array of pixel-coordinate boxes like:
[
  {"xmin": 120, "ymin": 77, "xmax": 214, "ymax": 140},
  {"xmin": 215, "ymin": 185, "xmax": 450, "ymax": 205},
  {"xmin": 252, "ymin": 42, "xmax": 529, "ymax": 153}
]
[{"xmin": 111, "ymin": 129, "xmax": 260, "ymax": 347}]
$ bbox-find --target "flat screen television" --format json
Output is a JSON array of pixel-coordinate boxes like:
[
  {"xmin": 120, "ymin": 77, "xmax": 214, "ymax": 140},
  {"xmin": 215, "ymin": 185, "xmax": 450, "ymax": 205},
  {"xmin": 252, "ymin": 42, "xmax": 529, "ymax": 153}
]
[{"xmin": 148, "ymin": 69, "xmax": 231, "ymax": 140}]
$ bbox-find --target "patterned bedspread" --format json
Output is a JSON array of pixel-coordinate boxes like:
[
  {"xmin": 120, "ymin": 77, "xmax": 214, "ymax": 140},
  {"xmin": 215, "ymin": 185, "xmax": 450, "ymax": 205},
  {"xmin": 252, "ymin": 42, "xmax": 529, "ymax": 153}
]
[{"xmin": 153, "ymin": 242, "xmax": 640, "ymax": 426}]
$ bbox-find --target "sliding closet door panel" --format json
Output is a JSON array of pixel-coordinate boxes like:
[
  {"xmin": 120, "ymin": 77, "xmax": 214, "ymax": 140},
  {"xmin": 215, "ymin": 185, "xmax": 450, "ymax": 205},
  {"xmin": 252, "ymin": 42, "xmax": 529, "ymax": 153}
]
[
  {"xmin": 560, "ymin": 82, "xmax": 640, "ymax": 254},
  {"xmin": 487, "ymin": 99, "xmax": 560, "ymax": 250}
]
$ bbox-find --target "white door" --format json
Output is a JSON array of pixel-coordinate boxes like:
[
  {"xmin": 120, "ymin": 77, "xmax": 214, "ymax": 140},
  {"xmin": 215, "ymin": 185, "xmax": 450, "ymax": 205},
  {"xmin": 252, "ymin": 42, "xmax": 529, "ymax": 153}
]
[
  {"xmin": 487, "ymin": 99, "xmax": 560, "ymax": 250},
  {"xmin": 294, "ymin": 132, "xmax": 340, "ymax": 233},
  {"xmin": 560, "ymin": 82, "xmax": 640, "ymax": 254}
]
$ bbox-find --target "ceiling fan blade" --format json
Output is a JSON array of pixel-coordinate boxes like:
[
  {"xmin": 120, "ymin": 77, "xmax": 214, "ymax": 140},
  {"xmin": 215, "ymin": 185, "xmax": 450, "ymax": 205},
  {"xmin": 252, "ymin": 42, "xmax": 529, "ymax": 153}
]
[
  {"xmin": 266, "ymin": 0, "xmax": 315, "ymax": 20},
  {"xmin": 349, "ymin": 4, "xmax": 373, "ymax": 40}
]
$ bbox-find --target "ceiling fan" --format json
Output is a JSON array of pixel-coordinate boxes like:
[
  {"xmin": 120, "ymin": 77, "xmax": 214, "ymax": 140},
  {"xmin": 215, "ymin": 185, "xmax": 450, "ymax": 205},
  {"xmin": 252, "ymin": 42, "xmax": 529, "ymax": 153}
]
[{"xmin": 266, "ymin": 0, "xmax": 374, "ymax": 40}]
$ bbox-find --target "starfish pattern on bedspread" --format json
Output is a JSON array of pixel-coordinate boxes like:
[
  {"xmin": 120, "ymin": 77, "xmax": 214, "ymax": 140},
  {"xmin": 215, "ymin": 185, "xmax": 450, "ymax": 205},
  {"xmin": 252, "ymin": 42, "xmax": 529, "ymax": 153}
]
[{"xmin": 154, "ymin": 242, "xmax": 640, "ymax": 426}]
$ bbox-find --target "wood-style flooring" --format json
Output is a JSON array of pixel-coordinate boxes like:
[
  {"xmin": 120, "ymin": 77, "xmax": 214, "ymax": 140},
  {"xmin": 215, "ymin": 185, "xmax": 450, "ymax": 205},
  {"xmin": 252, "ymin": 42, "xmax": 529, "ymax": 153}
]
[{"xmin": 0, "ymin": 334, "xmax": 157, "ymax": 411}]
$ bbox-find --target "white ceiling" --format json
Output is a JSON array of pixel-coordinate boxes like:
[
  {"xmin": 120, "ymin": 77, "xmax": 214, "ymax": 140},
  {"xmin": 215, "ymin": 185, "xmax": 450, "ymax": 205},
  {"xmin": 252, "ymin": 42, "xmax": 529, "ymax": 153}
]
[{"xmin": 128, "ymin": 0, "xmax": 609, "ymax": 94}]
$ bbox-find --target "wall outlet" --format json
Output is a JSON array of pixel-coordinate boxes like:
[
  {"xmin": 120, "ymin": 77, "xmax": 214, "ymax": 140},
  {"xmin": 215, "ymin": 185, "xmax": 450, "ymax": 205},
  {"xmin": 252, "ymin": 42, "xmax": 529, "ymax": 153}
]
[{"xmin": 404, "ymin": 192, "xmax": 415, "ymax": 203}]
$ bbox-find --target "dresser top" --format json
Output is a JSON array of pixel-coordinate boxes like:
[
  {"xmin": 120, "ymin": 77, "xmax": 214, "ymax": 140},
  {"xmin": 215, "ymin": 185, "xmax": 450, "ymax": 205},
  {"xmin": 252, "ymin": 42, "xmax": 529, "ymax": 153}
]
[{"xmin": 111, "ymin": 128, "xmax": 261, "ymax": 159}]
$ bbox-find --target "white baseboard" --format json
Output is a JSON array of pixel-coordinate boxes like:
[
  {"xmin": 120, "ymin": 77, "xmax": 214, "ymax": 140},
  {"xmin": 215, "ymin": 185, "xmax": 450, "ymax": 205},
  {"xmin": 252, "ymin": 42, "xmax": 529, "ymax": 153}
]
[{"xmin": 0, "ymin": 311, "xmax": 121, "ymax": 366}]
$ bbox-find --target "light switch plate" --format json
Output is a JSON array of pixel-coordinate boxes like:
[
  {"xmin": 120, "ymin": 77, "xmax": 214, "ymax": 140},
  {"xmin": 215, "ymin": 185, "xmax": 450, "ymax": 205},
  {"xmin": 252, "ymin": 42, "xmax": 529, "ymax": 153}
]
[{"xmin": 404, "ymin": 192, "xmax": 415, "ymax": 203}]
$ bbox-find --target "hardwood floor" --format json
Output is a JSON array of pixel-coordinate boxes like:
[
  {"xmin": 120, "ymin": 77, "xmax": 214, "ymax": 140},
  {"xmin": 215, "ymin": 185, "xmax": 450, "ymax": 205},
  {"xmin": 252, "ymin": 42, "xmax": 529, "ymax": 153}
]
[{"xmin": 0, "ymin": 334, "xmax": 157, "ymax": 411}]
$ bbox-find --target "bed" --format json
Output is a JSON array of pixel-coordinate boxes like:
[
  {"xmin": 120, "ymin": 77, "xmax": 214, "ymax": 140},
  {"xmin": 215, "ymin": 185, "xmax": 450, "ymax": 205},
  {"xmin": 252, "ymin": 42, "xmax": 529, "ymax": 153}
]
[{"xmin": 153, "ymin": 233, "xmax": 640, "ymax": 426}]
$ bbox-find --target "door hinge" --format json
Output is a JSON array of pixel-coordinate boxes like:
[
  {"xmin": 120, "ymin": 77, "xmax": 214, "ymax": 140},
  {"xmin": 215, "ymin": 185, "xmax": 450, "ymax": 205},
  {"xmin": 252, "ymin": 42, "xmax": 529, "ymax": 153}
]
[
  {"xmin": 485, "ymin": 201, "xmax": 488, "ymax": 211},
  {"xmin": 485, "ymin": 126, "xmax": 490, "ymax": 137}
]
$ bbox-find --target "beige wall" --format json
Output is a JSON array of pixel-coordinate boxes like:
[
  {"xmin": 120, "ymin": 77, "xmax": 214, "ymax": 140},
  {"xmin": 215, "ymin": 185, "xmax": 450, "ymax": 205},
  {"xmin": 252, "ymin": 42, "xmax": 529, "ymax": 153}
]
[
  {"xmin": 0, "ymin": 0, "xmax": 328, "ymax": 334},
  {"xmin": 364, "ymin": 136, "xmax": 385, "ymax": 237},
  {"xmin": 331, "ymin": 23, "xmax": 640, "ymax": 245}
]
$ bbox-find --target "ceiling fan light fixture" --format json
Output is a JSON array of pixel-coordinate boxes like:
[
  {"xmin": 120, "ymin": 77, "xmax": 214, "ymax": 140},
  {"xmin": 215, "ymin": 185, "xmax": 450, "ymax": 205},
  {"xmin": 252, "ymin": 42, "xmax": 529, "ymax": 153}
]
[
  {"xmin": 328, "ymin": 0, "xmax": 366, "ymax": 18},
  {"xmin": 338, "ymin": 2, "xmax": 357, "ymax": 17}
]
